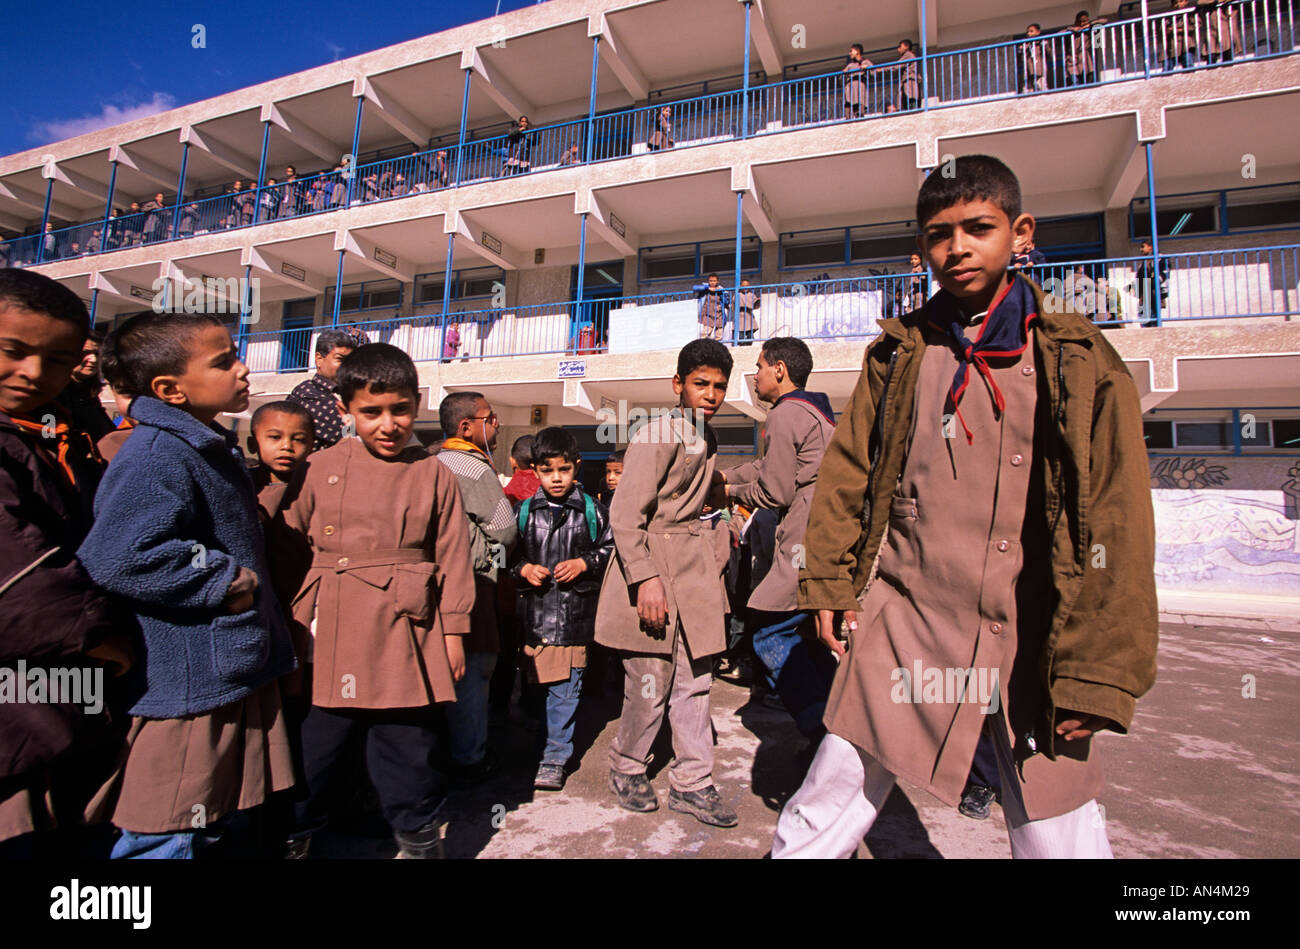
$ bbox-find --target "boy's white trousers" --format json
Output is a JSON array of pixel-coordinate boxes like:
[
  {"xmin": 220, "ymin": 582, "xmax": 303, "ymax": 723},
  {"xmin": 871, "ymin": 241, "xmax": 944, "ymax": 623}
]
[{"xmin": 772, "ymin": 712, "xmax": 1113, "ymax": 859}]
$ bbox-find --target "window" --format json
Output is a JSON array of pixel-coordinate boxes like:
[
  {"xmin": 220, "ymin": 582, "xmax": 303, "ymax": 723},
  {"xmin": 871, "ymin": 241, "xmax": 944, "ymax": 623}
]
[
  {"xmin": 1226, "ymin": 183, "xmax": 1300, "ymax": 232},
  {"xmin": 701, "ymin": 238, "xmax": 760, "ymax": 275},
  {"xmin": 1131, "ymin": 181, "xmax": 1300, "ymax": 239},
  {"xmin": 413, "ymin": 267, "xmax": 504, "ymax": 305},
  {"xmin": 641, "ymin": 246, "xmax": 697, "ymax": 280},
  {"xmin": 1034, "ymin": 214, "xmax": 1104, "ymax": 259},
  {"xmin": 714, "ymin": 422, "xmax": 758, "ymax": 454},
  {"xmin": 639, "ymin": 239, "xmax": 761, "ymax": 283},
  {"xmin": 781, "ymin": 221, "xmax": 926, "ymax": 271},
  {"xmin": 849, "ymin": 222, "xmax": 917, "ymax": 265},
  {"xmin": 324, "ymin": 278, "xmax": 402, "ymax": 314},
  {"xmin": 1143, "ymin": 420, "xmax": 1174, "ymax": 449},
  {"xmin": 1169, "ymin": 419, "xmax": 1273, "ymax": 450},
  {"xmin": 782, "ymin": 230, "xmax": 844, "ymax": 269},
  {"xmin": 1272, "ymin": 419, "xmax": 1300, "ymax": 449},
  {"xmin": 1174, "ymin": 421, "xmax": 1231, "ymax": 448},
  {"xmin": 1131, "ymin": 198, "xmax": 1217, "ymax": 239},
  {"xmin": 460, "ymin": 269, "xmax": 504, "ymax": 299}
]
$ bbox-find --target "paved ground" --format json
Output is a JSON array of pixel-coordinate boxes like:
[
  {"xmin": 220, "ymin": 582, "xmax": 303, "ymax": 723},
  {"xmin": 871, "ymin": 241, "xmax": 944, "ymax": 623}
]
[{"xmin": 308, "ymin": 621, "xmax": 1300, "ymax": 859}]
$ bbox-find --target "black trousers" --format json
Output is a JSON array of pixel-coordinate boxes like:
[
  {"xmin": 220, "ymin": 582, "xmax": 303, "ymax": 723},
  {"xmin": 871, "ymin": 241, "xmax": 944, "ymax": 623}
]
[{"xmin": 293, "ymin": 705, "xmax": 444, "ymax": 835}]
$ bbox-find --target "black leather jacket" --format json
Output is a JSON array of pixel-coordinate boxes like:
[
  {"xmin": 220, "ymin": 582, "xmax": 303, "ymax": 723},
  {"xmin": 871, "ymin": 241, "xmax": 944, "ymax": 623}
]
[{"xmin": 509, "ymin": 487, "xmax": 614, "ymax": 646}]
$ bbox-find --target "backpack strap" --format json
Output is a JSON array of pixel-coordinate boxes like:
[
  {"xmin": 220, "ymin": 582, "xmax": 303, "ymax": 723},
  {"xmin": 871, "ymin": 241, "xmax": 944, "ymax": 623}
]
[
  {"xmin": 519, "ymin": 491, "xmax": 598, "ymax": 542},
  {"xmin": 582, "ymin": 490, "xmax": 598, "ymax": 542},
  {"xmin": 516, "ymin": 497, "xmax": 531, "ymax": 537}
]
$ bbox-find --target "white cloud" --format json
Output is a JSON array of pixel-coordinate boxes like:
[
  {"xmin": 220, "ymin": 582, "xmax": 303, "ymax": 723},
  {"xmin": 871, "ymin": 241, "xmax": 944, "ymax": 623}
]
[
  {"xmin": 28, "ymin": 93, "xmax": 178, "ymax": 145},
  {"xmin": 324, "ymin": 41, "xmax": 345, "ymax": 61}
]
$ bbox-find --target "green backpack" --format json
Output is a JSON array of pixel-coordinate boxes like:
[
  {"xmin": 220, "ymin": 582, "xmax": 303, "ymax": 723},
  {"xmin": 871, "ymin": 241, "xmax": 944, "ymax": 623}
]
[{"xmin": 517, "ymin": 489, "xmax": 599, "ymax": 543}]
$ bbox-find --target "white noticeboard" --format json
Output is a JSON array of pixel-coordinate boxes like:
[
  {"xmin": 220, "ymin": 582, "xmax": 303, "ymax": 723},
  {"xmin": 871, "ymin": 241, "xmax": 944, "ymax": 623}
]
[{"xmin": 608, "ymin": 299, "xmax": 700, "ymax": 354}]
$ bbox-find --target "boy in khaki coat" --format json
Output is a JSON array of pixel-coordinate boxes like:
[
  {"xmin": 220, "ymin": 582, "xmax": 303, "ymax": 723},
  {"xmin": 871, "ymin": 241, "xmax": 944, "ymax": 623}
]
[
  {"xmin": 276, "ymin": 344, "xmax": 476, "ymax": 859},
  {"xmin": 595, "ymin": 339, "xmax": 738, "ymax": 828},
  {"xmin": 718, "ymin": 337, "xmax": 837, "ymax": 740},
  {"xmin": 773, "ymin": 156, "xmax": 1157, "ymax": 858}
]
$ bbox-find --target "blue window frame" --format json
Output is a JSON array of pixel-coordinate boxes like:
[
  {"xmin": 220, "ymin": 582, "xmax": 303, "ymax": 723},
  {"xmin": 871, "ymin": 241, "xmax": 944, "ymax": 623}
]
[
  {"xmin": 638, "ymin": 238, "xmax": 762, "ymax": 284},
  {"xmin": 1130, "ymin": 181, "xmax": 1300, "ymax": 241},
  {"xmin": 324, "ymin": 278, "xmax": 403, "ymax": 316},
  {"xmin": 413, "ymin": 266, "xmax": 505, "ymax": 308}
]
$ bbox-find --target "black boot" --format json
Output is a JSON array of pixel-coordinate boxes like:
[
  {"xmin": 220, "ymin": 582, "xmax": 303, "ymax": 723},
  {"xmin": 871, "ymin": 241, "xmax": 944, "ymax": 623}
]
[{"xmin": 393, "ymin": 816, "xmax": 448, "ymax": 859}]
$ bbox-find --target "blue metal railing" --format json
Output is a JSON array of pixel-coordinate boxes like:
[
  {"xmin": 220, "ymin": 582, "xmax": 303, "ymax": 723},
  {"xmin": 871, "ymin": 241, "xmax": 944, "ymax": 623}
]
[
  {"xmin": 352, "ymin": 149, "xmax": 453, "ymax": 203},
  {"xmin": 3, "ymin": 0, "xmax": 1297, "ymax": 266},
  {"xmin": 236, "ymin": 245, "xmax": 1297, "ymax": 371},
  {"xmin": 456, "ymin": 118, "xmax": 589, "ymax": 181}
]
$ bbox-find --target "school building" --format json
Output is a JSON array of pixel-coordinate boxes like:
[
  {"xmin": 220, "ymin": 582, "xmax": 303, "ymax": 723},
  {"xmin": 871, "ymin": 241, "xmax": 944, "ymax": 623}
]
[{"xmin": 3, "ymin": 0, "xmax": 1298, "ymax": 608}]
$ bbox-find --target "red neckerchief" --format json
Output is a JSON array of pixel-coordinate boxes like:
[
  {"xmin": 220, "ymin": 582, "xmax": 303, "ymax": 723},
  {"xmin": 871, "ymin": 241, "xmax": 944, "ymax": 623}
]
[{"xmin": 926, "ymin": 273, "xmax": 1037, "ymax": 444}]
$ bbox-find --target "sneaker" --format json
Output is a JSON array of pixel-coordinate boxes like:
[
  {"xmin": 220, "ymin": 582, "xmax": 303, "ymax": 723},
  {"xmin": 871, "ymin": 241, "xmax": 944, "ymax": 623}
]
[
  {"xmin": 393, "ymin": 816, "xmax": 448, "ymax": 859},
  {"xmin": 609, "ymin": 770, "xmax": 659, "ymax": 813},
  {"xmin": 958, "ymin": 784, "xmax": 996, "ymax": 821},
  {"xmin": 283, "ymin": 835, "xmax": 311, "ymax": 860},
  {"xmin": 668, "ymin": 785, "xmax": 738, "ymax": 828},
  {"xmin": 534, "ymin": 763, "xmax": 566, "ymax": 791}
]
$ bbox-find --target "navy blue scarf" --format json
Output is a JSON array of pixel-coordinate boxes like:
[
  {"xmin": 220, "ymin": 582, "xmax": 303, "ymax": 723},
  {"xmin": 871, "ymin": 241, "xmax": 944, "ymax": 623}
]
[
  {"xmin": 926, "ymin": 273, "xmax": 1037, "ymax": 444},
  {"xmin": 774, "ymin": 389, "xmax": 836, "ymax": 425}
]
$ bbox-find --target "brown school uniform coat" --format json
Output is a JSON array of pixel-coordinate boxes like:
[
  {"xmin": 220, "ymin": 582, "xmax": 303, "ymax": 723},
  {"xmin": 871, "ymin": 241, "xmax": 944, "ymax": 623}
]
[
  {"xmin": 278, "ymin": 438, "xmax": 476, "ymax": 709},
  {"xmin": 725, "ymin": 395, "xmax": 835, "ymax": 613},
  {"xmin": 826, "ymin": 325, "xmax": 1102, "ymax": 820},
  {"xmin": 595, "ymin": 410, "xmax": 729, "ymax": 659}
]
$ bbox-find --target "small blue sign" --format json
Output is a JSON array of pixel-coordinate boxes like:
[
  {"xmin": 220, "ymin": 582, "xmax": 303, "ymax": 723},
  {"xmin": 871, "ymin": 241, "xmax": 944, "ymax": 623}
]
[{"xmin": 558, "ymin": 359, "xmax": 586, "ymax": 379}]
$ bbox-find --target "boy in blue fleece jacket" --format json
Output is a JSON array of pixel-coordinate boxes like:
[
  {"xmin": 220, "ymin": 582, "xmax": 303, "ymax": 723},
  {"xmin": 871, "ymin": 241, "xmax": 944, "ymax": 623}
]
[{"xmin": 79, "ymin": 311, "xmax": 297, "ymax": 859}]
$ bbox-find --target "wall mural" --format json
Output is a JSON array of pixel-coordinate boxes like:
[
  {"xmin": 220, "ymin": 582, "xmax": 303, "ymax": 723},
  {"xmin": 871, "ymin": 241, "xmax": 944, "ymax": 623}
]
[{"xmin": 1150, "ymin": 456, "xmax": 1300, "ymax": 597}]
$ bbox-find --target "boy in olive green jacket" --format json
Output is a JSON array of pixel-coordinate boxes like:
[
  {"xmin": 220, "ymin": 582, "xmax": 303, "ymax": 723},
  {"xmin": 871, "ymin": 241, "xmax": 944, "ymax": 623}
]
[{"xmin": 773, "ymin": 155, "xmax": 1157, "ymax": 859}]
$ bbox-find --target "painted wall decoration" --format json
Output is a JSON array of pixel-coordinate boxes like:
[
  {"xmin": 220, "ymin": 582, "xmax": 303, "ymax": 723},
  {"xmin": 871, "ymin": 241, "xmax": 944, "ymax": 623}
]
[{"xmin": 1150, "ymin": 456, "xmax": 1300, "ymax": 598}]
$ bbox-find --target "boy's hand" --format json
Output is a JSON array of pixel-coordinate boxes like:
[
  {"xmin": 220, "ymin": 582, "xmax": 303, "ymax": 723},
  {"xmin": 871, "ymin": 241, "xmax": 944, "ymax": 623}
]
[
  {"xmin": 1055, "ymin": 711, "xmax": 1112, "ymax": 742},
  {"xmin": 445, "ymin": 634, "xmax": 466, "ymax": 683},
  {"xmin": 520, "ymin": 563, "xmax": 551, "ymax": 587},
  {"xmin": 223, "ymin": 567, "xmax": 259, "ymax": 613},
  {"xmin": 552, "ymin": 558, "xmax": 587, "ymax": 584},
  {"xmin": 816, "ymin": 609, "xmax": 857, "ymax": 658},
  {"xmin": 635, "ymin": 577, "xmax": 670, "ymax": 634}
]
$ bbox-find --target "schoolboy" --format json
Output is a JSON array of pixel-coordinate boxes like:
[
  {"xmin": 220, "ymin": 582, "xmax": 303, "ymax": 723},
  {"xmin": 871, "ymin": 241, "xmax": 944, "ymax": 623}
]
[
  {"xmin": 772, "ymin": 155, "xmax": 1157, "ymax": 858},
  {"xmin": 277, "ymin": 343, "xmax": 476, "ymax": 859},
  {"xmin": 95, "ymin": 331, "xmax": 138, "ymax": 463},
  {"xmin": 0, "ymin": 269, "xmax": 125, "ymax": 855},
  {"xmin": 717, "ymin": 337, "xmax": 837, "ymax": 740},
  {"xmin": 600, "ymin": 448, "xmax": 624, "ymax": 506},
  {"xmin": 595, "ymin": 339, "xmax": 738, "ymax": 827},
  {"xmin": 246, "ymin": 400, "xmax": 315, "ymax": 487},
  {"xmin": 511, "ymin": 427, "xmax": 614, "ymax": 790},
  {"xmin": 78, "ymin": 311, "xmax": 298, "ymax": 859},
  {"xmin": 503, "ymin": 433, "xmax": 541, "ymax": 503}
]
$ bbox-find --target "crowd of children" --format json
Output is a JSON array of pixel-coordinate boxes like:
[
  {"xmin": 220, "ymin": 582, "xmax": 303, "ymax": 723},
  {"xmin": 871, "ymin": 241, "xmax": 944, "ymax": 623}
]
[{"xmin": 0, "ymin": 154, "xmax": 1157, "ymax": 860}]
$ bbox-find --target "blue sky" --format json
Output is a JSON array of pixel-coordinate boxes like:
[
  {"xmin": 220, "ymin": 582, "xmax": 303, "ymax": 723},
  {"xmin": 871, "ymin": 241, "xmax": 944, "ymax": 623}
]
[{"xmin": 2, "ymin": 0, "xmax": 538, "ymax": 156}]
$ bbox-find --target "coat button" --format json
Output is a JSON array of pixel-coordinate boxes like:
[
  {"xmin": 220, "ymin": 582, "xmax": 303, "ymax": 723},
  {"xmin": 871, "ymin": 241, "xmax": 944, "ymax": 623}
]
[
  {"xmin": 671, "ymin": 492, "xmax": 680, "ymax": 499},
  {"xmin": 996, "ymin": 540, "xmax": 1009, "ymax": 552},
  {"xmin": 323, "ymin": 525, "xmax": 335, "ymax": 535},
  {"xmin": 1010, "ymin": 453, "xmax": 1024, "ymax": 466},
  {"xmin": 1022, "ymin": 365, "xmax": 1034, "ymax": 376},
  {"xmin": 327, "ymin": 475, "xmax": 339, "ymax": 484},
  {"xmin": 337, "ymin": 556, "xmax": 349, "ymax": 567},
  {"xmin": 990, "ymin": 622, "xmax": 1004, "ymax": 634}
]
